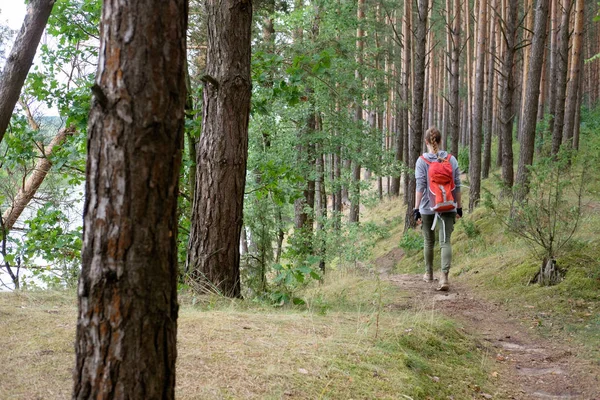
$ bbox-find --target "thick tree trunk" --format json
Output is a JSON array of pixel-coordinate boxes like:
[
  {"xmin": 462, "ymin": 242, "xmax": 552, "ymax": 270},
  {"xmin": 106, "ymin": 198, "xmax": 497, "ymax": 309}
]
[
  {"xmin": 499, "ymin": 0, "xmax": 518, "ymax": 194},
  {"xmin": 73, "ymin": 0, "xmax": 187, "ymax": 397},
  {"xmin": 562, "ymin": 0, "xmax": 584, "ymax": 148},
  {"xmin": 2, "ymin": 127, "xmax": 74, "ymax": 231},
  {"xmin": 515, "ymin": 0, "xmax": 549, "ymax": 201},
  {"xmin": 0, "ymin": 0, "xmax": 55, "ymax": 145},
  {"xmin": 551, "ymin": 0, "xmax": 571, "ymax": 156},
  {"xmin": 187, "ymin": 0, "xmax": 252, "ymax": 298},
  {"xmin": 469, "ymin": 0, "xmax": 487, "ymax": 211},
  {"xmin": 404, "ymin": 0, "xmax": 428, "ymax": 231}
]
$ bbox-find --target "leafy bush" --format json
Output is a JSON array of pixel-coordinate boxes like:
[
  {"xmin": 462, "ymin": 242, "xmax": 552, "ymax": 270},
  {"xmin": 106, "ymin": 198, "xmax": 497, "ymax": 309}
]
[{"xmin": 399, "ymin": 229, "xmax": 424, "ymax": 253}]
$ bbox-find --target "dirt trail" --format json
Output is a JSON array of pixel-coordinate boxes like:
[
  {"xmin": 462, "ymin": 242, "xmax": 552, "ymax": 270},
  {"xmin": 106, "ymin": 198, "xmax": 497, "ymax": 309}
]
[{"xmin": 376, "ymin": 252, "xmax": 600, "ymax": 399}]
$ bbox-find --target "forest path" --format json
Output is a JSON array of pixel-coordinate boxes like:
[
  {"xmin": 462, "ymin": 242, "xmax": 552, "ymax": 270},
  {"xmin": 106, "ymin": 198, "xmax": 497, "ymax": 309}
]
[{"xmin": 375, "ymin": 250, "xmax": 600, "ymax": 400}]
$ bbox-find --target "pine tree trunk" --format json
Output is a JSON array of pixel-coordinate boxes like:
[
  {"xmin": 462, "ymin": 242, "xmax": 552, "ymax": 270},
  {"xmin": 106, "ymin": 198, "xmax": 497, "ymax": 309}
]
[
  {"xmin": 349, "ymin": 0, "xmax": 365, "ymax": 224},
  {"xmin": 499, "ymin": 0, "xmax": 518, "ymax": 194},
  {"xmin": 515, "ymin": 0, "xmax": 549, "ymax": 202},
  {"xmin": 0, "ymin": 0, "xmax": 55, "ymax": 145},
  {"xmin": 562, "ymin": 0, "xmax": 584, "ymax": 148},
  {"xmin": 73, "ymin": 0, "xmax": 187, "ymax": 397},
  {"xmin": 469, "ymin": 0, "xmax": 487, "ymax": 211},
  {"xmin": 483, "ymin": 0, "xmax": 496, "ymax": 179},
  {"xmin": 449, "ymin": 0, "xmax": 461, "ymax": 157},
  {"xmin": 402, "ymin": 0, "xmax": 412, "ymax": 204},
  {"xmin": 187, "ymin": 0, "xmax": 252, "ymax": 298},
  {"xmin": 404, "ymin": 0, "xmax": 428, "ymax": 231},
  {"xmin": 551, "ymin": 0, "xmax": 572, "ymax": 156}
]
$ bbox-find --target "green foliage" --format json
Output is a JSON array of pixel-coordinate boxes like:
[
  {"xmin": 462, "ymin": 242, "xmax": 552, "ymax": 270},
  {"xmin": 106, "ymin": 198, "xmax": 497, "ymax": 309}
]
[
  {"xmin": 460, "ymin": 218, "xmax": 480, "ymax": 239},
  {"xmin": 270, "ymin": 258, "xmax": 321, "ymax": 306},
  {"xmin": 399, "ymin": 229, "xmax": 424, "ymax": 253},
  {"xmin": 458, "ymin": 146, "xmax": 469, "ymax": 172},
  {"xmin": 489, "ymin": 148, "xmax": 589, "ymax": 264}
]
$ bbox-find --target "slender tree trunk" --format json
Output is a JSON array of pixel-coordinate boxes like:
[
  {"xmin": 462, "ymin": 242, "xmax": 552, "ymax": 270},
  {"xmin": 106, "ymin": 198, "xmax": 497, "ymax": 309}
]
[
  {"xmin": 515, "ymin": 0, "xmax": 549, "ymax": 201},
  {"xmin": 404, "ymin": 0, "xmax": 429, "ymax": 231},
  {"xmin": 469, "ymin": 0, "xmax": 487, "ymax": 211},
  {"xmin": 349, "ymin": 0, "xmax": 364, "ymax": 224},
  {"xmin": 483, "ymin": 0, "xmax": 496, "ymax": 179},
  {"xmin": 499, "ymin": 0, "xmax": 518, "ymax": 194},
  {"xmin": 402, "ymin": 0, "xmax": 412, "ymax": 204},
  {"xmin": 551, "ymin": 0, "xmax": 572, "ymax": 156},
  {"xmin": 0, "ymin": 0, "xmax": 55, "ymax": 145},
  {"xmin": 449, "ymin": 0, "xmax": 461, "ymax": 157},
  {"xmin": 562, "ymin": 0, "xmax": 584, "ymax": 148},
  {"xmin": 2, "ymin": 127, "xmax": 74, "ymax": 231},
  {"xmin": 73, "ymin": 0, "xmax": 187, "ymax": 397},
  {"xmin": 519, "ymin": 0, "xmax": 535, "ymax": 137},
  {"xmin": 187, "ymin": 0, "xmax": 252, "ymax": 298}
]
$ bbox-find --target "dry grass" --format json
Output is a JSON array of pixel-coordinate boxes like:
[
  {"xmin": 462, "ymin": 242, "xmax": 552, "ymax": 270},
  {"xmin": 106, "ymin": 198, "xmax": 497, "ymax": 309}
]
[{"xmin": 0, "ymin": 271, "xmax": 490, "ymax": 399}]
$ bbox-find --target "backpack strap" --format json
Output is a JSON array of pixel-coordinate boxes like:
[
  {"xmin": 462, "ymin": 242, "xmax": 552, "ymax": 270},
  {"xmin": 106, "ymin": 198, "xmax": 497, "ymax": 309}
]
[{"xmin": 420, "ymin": 155, "xmax": 432, "ymax": 165}]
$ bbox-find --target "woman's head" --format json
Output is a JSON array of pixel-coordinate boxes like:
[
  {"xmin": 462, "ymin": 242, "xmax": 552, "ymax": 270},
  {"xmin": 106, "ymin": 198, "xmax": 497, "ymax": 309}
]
[{"xmin": 425, "ymin": 126, "xmax": 442, "ymax": 154}]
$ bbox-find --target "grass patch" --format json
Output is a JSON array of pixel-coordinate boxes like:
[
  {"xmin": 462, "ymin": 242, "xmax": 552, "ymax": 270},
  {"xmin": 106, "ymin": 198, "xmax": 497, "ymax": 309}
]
[{"xmin": 0, "ymin": 271, "xmax": 492, "ymax": 399}]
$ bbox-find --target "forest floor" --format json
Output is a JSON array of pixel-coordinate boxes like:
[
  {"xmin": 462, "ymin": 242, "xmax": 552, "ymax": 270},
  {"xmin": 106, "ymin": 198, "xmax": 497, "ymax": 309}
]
[
  {"xmin": 375, "ymin": 246, "xmax": 600, "ymax": 399},
  {"xmin": 1, "ymin": 197, "xmax": 599, "ymax": 399}
]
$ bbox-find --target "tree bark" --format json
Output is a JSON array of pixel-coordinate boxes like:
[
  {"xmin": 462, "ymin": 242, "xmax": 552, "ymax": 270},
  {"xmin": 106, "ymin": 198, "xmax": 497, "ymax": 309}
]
[
  {"xmin": 73, "ymin": 0, "xmax": 187, "ymax": 397},
  {"xmin": 469, "ymin": 0, "xmax": 487, "ymax": 211},
  {"xmin": 401, "ymin": 0, "xmax": 412, "ymax": 204},
  {"xmin": 551, "ymin": 0, "xmax": 571, "ymax": 156},
  {"xmin": 515, "ymin": 0, "xmax": 549, "ymax": 201},
  {"xmin": 0, "ymin": 0, "xmax": 55, "ymax": 146},
  {"xmin": 499, "ymin": 0, "xmax": 518, "ymax": 194},
  {"xmin": 562, "ymin": 0, "xmax": 584, "ymax": 148},
  {"xmin": 449, "ymin": 0, "xmax": 461, "ymax": 157},
  {"xmin": 187, "ymin": 0, "xmax": 252, "ymax": 298},
  {"xmin": 483, "ymin": 0, "xmax": 496, "ymax": 179},
  {"xmin": 404, "ymin": 0, "xmax": 428, "ymax": 231},
  {"xmin": 349, "ymin": 0, "xmax": 365, "ymax": 224}
]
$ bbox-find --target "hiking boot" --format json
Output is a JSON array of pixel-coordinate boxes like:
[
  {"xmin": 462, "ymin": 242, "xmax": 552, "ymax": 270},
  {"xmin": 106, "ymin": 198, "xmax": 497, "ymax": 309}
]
[
  {"xmin": 436, "ymin": 271, "xmax": 449, "ymax": 291},
  {"xmin": 423, "ymin": 269, "xmax": 434, "ymax": 282}
]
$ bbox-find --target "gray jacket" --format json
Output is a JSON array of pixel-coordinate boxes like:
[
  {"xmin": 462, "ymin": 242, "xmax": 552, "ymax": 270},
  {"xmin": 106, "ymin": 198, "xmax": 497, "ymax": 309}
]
[{"xmin": 415, "ymin": 151, "xmax": 461, "ymax": 215}]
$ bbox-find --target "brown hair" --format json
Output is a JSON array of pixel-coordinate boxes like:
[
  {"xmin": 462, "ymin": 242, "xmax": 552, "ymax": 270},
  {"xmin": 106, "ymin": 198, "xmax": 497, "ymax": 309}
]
[{"xmin": 425, "ymin": 126, "xmax": 442, "ymax": 157}]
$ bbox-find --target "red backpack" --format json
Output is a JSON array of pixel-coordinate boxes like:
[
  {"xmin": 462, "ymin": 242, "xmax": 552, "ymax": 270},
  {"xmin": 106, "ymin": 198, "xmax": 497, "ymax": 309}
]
[{"xmin": 420, "ymin": 154, "xmax": 456, "ymax": 213}]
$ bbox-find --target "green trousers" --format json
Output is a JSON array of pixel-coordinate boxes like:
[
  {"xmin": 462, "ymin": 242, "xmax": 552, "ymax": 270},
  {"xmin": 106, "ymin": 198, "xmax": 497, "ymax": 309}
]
[{"xmin": 421, "ymin": 213, "xmax": 456, "ymax": 273}]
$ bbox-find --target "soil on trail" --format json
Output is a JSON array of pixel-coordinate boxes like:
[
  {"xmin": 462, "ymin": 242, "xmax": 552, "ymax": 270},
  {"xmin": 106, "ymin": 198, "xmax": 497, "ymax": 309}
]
[{"xmin": 376, "ymin": 254, "xmax": 600, "ymax": 400}]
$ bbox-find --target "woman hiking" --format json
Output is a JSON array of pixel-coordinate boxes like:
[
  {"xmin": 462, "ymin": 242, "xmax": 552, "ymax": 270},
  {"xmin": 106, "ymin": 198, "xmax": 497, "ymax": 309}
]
[{"xmin": 412, "ymin": 127, "xmax": 462, "ymax": 291}]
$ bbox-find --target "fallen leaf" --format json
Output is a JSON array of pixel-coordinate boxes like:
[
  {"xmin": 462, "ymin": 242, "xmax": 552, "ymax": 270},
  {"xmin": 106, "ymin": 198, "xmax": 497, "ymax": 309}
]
[
  {"xmin": 298, "ymin": 368, "xmax": 308, "ymax": 374},
  {"xmin": 481, "ymin": 393, "xmax": 493, "ymax": 399},
  {"xmin": 491, "ymin": 371, "xmax": 499, "ymax": 378}
]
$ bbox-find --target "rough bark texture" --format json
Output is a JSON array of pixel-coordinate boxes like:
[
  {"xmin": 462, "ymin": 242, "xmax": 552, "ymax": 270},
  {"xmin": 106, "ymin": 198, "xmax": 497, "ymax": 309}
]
[
  {"xmin": 73, "ymin": 0, "xmax": 187, "ymax": 398},
  {"xmin": 449, "ymin": 0, "xmax": 461, "ymax": 157},
  {"xmin": 469, "ymin": 0, "xmax": 487, "ymax": 211},
  {"xmin": 515, "ymin": 0, "xmax": 549, "ymax": 201},
  {"xmin": 2, "ymin": 127, "xmax": 74, "ymax": 231},
  {"xmin": 404, "ymin": 0, "xmax": 428, "ymax": 231},
  {"xmin": 499, "ymin": 0, "xmax": 518, "ymax": 193},
  {"xmin": 186, "ymin": 0, "xmax": 252, "ymax": 298},
  {"xmin": 551, "ymin": 0, "xmax": 571, "ymax": 156},
  {"xmin": 0, "ymin": 0, "xmax": 55, "ymax": 145},
  {"xmin": 561, "ymin": 0, "xmax": 584, "ymax": 148}
]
